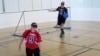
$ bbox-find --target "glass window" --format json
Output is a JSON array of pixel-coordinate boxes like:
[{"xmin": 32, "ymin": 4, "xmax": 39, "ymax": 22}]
[
  {"xmin": 51, "ymin": 0, "xmax": 61, "ymax": 8},
  {"xmin": 33, "ymin": 0, "xmax": 42, "ymax": 10},
  {"xmin": 4, "ymin": 0, "xmax": 19, "ymax": 12},
  {"xmin": 0, "ymin": 0, "xmax": 3, "ymax": 13},
  {"xmin": 19, "ymin": 0, "xmax": 32, "ymax": 11},
  {"xmin": 42, "ymin": 0, "xmax": 51, "ymax": 9}
]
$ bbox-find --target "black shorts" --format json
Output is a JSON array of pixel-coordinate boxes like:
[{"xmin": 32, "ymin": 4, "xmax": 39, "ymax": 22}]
[
  {"xmin": 57, "ymin": 15, "xmax": 66, "ymax": 25},
  {"xmin": 26, "ymin": 48, "xmax": 40, "ymax": 56}
]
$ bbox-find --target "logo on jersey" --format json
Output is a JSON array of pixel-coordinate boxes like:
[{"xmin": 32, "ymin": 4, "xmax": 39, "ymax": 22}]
[
  {"xmin": 26, "ymin": 33, "xmax": 38, "ymax": 44},
  {"xmin": 29, "ymin": 35, "xmax": 34, "ymax": 44}
]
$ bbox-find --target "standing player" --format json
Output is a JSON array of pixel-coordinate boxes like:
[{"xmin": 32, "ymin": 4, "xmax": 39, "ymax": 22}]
[
  {"xmin": 49, "ymin": 1, "xmax": 68, "ymax": 37},
  {"xmin": 19, "ymin": 22, "xmax": 42, "ymax": 56}
]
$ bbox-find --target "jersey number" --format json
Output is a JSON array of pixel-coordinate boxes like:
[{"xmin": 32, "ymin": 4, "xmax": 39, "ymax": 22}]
[{"xmin": 29, "ymin": 35, "xmax": 34, "ymax": 44}]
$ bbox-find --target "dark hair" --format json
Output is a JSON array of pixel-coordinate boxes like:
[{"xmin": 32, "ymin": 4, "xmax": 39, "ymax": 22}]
[
  {"xmin": 31, "ymin": 22, "xmax": 38, "ymax": 28},
  {"xmin": 61, "ymin": 1, "xmax": 65, "ymax": 5}
]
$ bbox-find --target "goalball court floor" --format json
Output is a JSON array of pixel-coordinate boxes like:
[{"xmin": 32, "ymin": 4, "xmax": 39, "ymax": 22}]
[{"xmin": 0, "ymin": 21, "xmax": 100, "ymax": 56}]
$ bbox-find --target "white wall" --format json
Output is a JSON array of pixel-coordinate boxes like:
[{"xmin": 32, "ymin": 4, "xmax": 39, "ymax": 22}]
[
  {"xmin": 0, "ymin": 13, "xmax": 21, "ymax": 28},
  {"xmin": 71, "ymin": 8, "xmax": 100, "ymax": 21},
  {"xmin": 0, "ymin": 11, "xmax": 58, "ymax": 29},
  {"xmin": 71, "ymin": 0, "xmax": 100, "ymax": 21}
]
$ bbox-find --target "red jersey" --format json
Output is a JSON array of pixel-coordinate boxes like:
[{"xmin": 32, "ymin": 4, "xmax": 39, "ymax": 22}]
[{"xmin": 22, "ymin": 29, "xmax": 42, "ymax": 50}]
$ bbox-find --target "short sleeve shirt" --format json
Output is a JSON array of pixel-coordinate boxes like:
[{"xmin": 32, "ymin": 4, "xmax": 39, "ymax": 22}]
[
  {"xmin": 22, "ymin": 29, "xmax": 42, "ymax": 49},
  {"xmin": 56, "ymin": 6, "xmax": 68, "ymax": 16}
]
